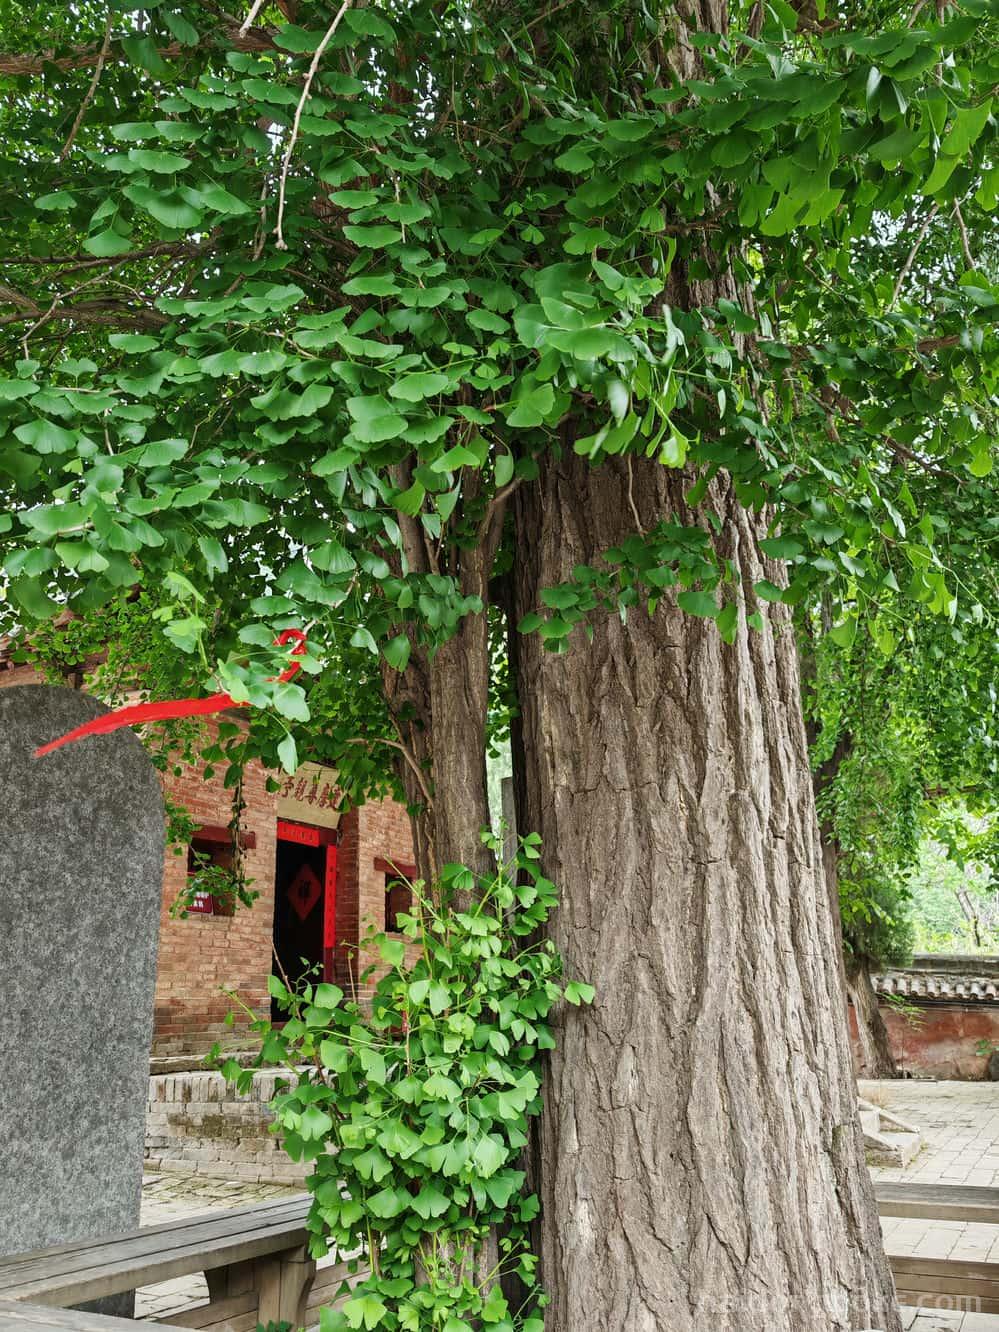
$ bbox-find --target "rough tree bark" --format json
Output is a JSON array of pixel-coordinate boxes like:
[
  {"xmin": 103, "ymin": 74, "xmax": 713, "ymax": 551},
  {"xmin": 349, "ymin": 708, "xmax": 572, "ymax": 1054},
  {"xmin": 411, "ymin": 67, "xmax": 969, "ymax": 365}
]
[
  {"xmin": 380, "ymin": 612, "xmax": 493, "ymax": 886},
  {"xmin": 379, "ymin": 465, "xmax": 504, "ymax": 892},
  {"xmin": 512, "ymin": 455, "xmax": 900, "ymax": 1332},
  {"xmin": 381, "ymin": 1, "xmax": 900, "ymax": 1323},
  {"xmin": 803, "ymin": 709, "xmax": 899, "ymax": 1082},
  {"xmin": 845, "ymin": 955, "xmax": 899, "ymax": 1080}
]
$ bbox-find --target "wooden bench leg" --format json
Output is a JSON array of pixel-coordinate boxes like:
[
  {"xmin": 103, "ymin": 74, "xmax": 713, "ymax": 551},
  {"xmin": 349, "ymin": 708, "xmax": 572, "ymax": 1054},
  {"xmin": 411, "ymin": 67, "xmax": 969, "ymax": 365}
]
[
  {"xmin": 256, "ymin": 1245, "xmax": 316, "ymax": 1329},
  {"xmin": 206, "ymin": 1256, "xmax": 257, "ymax": 1303}
]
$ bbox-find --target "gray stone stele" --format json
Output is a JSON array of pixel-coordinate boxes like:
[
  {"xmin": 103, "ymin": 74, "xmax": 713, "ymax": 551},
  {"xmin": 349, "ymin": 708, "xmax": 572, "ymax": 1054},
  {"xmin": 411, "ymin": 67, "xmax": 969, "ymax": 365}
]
[{"xmin": 0, "ymin": 686, "xmax": 164, "ymax": 1316}]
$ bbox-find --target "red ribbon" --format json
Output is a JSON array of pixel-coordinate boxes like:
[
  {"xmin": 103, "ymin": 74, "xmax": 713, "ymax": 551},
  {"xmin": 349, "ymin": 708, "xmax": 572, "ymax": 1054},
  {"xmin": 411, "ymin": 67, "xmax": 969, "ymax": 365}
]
[{"xmin": 34, "ymin": 629, "xmax": 307, "ymax": 758}]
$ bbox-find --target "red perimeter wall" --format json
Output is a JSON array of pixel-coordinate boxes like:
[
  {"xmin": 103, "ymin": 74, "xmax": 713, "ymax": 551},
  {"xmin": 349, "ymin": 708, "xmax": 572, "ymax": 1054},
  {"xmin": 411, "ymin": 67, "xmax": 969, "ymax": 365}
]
[{"xmin": 850, "ymin": 1002, "xmax": 999, "ymax": 1080}]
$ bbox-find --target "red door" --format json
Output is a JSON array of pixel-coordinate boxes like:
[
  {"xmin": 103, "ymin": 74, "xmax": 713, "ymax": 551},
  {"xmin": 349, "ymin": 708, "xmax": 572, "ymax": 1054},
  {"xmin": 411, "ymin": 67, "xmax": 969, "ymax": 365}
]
[{"xmin": 273, "ymin": 821, "xmax": 338, "ymax": 1013}]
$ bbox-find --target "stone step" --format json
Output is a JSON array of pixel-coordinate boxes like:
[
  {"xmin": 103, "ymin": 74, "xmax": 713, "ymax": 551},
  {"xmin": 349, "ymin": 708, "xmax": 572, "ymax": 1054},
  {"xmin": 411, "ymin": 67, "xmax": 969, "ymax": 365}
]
[
  {"xmin": 865, "ymin": 1127, "xmax": 923, "ymax": 1168},
  {"xmin": 879, "ymin": 1130, "xmax": 923, "ymax": 1166},
  {"xmin": 860, "ymin": 1107, "xmax": 882, "ymax": 1136},
  {"xmin": 858, "ymin": 1094, "xmax": 924, "ymax": 1168}
]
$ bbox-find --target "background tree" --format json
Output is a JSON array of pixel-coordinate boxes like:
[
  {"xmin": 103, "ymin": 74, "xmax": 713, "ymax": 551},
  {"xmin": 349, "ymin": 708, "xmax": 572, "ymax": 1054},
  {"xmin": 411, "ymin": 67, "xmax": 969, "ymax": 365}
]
[
  {"xmin": 3, "ymin": 1, "xmax": 999, "ymax": 1327},
  {"xmin": 908, "ymin": 827, "xmax": 999, "ymax": 951},
  {"xmin": 805, "ymin": 468, "xmax": 998, "ymax": 1076},
  {"xmin": 796, "ymin": 160, "xmax": 999, "ymax": 1077}
]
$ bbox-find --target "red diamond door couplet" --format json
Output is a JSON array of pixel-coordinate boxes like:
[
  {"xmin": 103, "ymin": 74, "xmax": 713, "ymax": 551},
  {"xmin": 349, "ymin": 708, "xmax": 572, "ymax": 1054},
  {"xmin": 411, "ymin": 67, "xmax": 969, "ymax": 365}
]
[{"xmin": 287, "ymin": 863, "xmax": 322, "ymax": 921}]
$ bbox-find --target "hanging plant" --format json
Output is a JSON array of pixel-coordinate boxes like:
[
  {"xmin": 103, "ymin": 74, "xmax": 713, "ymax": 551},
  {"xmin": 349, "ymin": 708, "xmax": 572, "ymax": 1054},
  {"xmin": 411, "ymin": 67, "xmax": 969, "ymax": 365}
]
[{"xmin": 171, "ymin": 772, "xmax": 258, "ymax": 918}]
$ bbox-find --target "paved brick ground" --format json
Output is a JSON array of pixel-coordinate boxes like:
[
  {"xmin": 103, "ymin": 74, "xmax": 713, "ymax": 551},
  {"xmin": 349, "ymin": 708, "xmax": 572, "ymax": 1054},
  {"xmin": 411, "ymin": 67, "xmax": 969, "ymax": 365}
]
[
  {"xmin": 863, "ymin": 1080, "xmax": 999, "ymax": 1331},
  {"xmin": 903, "ymin": 1313, "xmax": 999, "ymax": 1332},
  {"xmin": 862, "ymin": 1081, "xmax": 999, "ymax": 1189}
]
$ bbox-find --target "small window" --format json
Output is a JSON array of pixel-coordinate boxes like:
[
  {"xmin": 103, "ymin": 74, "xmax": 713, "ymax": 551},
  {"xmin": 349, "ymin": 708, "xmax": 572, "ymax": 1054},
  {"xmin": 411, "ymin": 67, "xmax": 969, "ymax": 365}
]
[
  {"xmin": 385, "ymin": 875, "xmax": 412, "ymax": 933},
  {"xmin": 185, "ymin": 837, "xmax": 236, "ymax": 917}
]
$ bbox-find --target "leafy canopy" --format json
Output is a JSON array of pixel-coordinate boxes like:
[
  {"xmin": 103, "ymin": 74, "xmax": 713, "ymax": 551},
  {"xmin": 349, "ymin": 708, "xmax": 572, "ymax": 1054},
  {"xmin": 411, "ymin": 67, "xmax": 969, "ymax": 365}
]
[
  {"xmin": 0, "ymin": 0, "xmax": 997, "ymax": 775},
  {"xmin": 807, "ymin": 488, "xmax": 998, "ymax": 967}
]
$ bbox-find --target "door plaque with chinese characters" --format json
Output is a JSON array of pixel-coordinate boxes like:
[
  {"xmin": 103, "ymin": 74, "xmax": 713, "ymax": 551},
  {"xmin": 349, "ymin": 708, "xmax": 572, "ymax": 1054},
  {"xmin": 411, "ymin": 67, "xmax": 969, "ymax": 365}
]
[{"xmin": 275, "ymin": 762, "xmax": 343, "ymax": 830}]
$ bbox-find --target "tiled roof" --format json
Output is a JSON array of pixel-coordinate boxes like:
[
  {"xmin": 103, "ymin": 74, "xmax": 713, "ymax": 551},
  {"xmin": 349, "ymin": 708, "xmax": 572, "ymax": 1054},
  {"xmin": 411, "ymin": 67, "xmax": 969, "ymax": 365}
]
[{"xmin": 873, "ymin": 967, "xmax": 999, "ymax": 1004}]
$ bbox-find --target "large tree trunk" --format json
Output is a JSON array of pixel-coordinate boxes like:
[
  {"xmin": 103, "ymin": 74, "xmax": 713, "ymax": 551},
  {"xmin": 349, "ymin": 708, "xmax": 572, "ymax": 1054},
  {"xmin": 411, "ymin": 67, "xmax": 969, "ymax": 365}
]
[
  {"xmin": 381, "ymin": 612, "xmax": 494, "ymax": 887},
  {"xmin": 846, "ymin": 955, "xmax": 899, "ymax": 1081},
  {"xmin": 803, "ymin": 709, "xmax": 898, "ymax": 1081},
  {"xmin": 379, "ymin": 475, "xmax": 497, "ymax": 890},
  {"xmin": 512, "ymin": 454, "xmax": 900, "ymax": 1332}
]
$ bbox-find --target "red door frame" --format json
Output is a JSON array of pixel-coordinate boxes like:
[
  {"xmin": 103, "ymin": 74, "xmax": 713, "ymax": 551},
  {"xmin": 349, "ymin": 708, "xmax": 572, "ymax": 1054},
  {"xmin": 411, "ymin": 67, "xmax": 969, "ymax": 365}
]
[
  {"xmin": 322, "ymin": 843, "xmax": 338, "ymax": 984},
  {"xmin": 275, "ymin": 819, "xmax": 338, "ymax": 983}
]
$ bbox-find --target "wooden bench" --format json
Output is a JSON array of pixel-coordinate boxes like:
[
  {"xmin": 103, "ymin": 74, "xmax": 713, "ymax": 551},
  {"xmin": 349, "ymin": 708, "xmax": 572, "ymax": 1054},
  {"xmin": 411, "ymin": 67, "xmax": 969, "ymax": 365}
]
[
  {"xmin": 0, "ymin": 1197, "xmax": 355, "ymax": 1332},
  {"xmin": 876, "ymin": 1181, "xmax": 999, "ymax": 1314},
  {"xmin": 876, "ymin": 1181, "xmax": 999, "ymax": 1224},
  {"xmin": 887, "ymin": 1254, "xmax": 999, "ymax": 1314},
  {"xmin": 0, "ymin": 1297, "xmax": 191, "ymax": 1331}
]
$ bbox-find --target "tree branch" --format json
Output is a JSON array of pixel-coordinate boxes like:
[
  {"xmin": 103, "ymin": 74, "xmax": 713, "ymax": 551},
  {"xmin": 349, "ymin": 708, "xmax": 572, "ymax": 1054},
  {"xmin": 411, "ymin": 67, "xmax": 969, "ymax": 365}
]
[
  {"xmin": 626, "ymin": 456, "xmax": 646, "ymax": 537},
  {"xmin": 890, "ymin": 203, "xmax": 940, "ymax": 310},
  {"xmin": 906, "ymin": 0, "xmax": 931, "ymax": 26},
  {"xmin": 274, "ymin": 0, "xmax": 353, "ymax": 250},
  {"xmin": 388, "ymin": 463, "xmax": 429, "ymax": 577},
  {"xmin": 810, "ymin": 385, "xmax": 956, "ymax": 480},
  {"xmin": 0, "ymin": 283, "xmax": 37, "ymax": 313},
  {"xmin": 344, "ymin": 736, "xmax": 434, "ymax": 809},
  {"xmin": 238, "ymin": 0, "xmax": 269, "ymax": 37},
  {"xmin": 953, "ymin": 201, "xmax": 976, "ymax": 271},
  {"xmin": 58, "ymin": 16, "xmax": 113, "ymax": 160},
  {"xmin": 477, "ymin": 475, "xmax": 524, "ymax": 571},
  {"xmin": 916, "ymin": 333, "xmax": 960, "ymax": 355},
  {"xmin": 885, "ymin": 436, "xmax": 955, "ymax": 480},
  {"xmin": 0, "ymin": 240, "xmax": 209, "ymax": 272},
  {"xmin": 0, "ymin": 296, "xmax": 169, "ymax": 331},
  {"xmin": 0, "ymin": 25, "xmax": 276, "ymax": 77}
]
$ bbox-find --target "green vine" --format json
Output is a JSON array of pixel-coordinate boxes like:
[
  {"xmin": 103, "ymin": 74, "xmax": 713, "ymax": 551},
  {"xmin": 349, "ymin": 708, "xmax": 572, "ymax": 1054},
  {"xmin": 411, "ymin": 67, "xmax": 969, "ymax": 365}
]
[
  {"xmin": 221, "ymin": 831, "xmax": 592, "ymax": 1332},
  {"xmin": 170, "ymin": 850, "xmax": 258, "ymax": 919},
  {"xmin": 169, "ymin": 772, "xmax": 259, "ymax": 918}
]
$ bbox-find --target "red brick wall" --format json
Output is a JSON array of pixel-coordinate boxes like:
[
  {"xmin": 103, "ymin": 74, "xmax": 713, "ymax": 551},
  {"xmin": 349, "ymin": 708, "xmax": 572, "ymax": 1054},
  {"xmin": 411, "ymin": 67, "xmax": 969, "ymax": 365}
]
[
  {"xmin": 0, "ymin": 661, "xmax": 45, "ymax": 689},
  {"xmin": 331, "ymin": 806, "xmax": 360, "ymax": 991},
  {"xmin": 1, "ymin": 659, "xmax": 419, "ymax": 1051},
  {"xmin": 355, "ymin": 798, "xmax": 419, "ymax": 996},
  {"xmin": 155, "ymin": 729, "xmax": 278, "ymax": 1055}
]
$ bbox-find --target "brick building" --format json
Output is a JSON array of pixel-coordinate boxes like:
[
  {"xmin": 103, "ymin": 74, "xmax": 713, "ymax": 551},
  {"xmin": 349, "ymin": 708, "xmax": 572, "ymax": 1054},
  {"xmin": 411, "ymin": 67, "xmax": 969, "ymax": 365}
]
[{"xmin": 0, "ymin": 655, "xmax": 416, "ymax": 1055}]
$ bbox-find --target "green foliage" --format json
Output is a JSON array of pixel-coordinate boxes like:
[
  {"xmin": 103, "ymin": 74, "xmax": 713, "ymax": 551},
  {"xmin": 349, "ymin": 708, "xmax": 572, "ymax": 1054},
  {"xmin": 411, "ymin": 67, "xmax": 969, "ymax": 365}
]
[
  {"xmin": 9, "ymin": 591, "xmax": 218, "ymax": 763},
  {"xmin": 11, "ymin": 586, "xmax": 405, "ymax": 824},
  {"xmin": 907, "ymin": 827, "xmax": 999, "ymax": 952},
  {"xmin": 0, "ymin": 0, "xmax": 997, "ymax": 774},
  {"xmin": 883, "ymin": 993, "xmax": 925, "ymax": 1029},
  {"xmin": 0, "ymin": 3, "xmax": 993, "ymax": 1310},
  {"xmin": 807, "ymin": 569, "xmax": 998, "ymax": 968},
  {"xmin": 221, "ymin": 833, "xmax": 588, "ymax": 1331},
  {"xmin": 928, "ymin": 803, "xmax": 999, "ymax": 890},
  {"xmin": 170, "ymin": 845, "xmax": 258, "ymax": 919},
  {"xmin": 811, "ymin": 640, "xmax": 923, "ymax": 967}
]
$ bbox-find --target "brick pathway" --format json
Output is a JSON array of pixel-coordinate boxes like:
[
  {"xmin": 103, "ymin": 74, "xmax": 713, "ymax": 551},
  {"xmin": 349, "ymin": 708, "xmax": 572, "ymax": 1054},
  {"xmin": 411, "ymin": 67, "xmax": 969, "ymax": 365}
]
[
  {"xmin": 863, "ymin": 1080, "xmax": 999, "ymax": 1331},
  {"xmin": 863, "ymin": 1081, "xmax": 999, "ymax": 1188}
]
